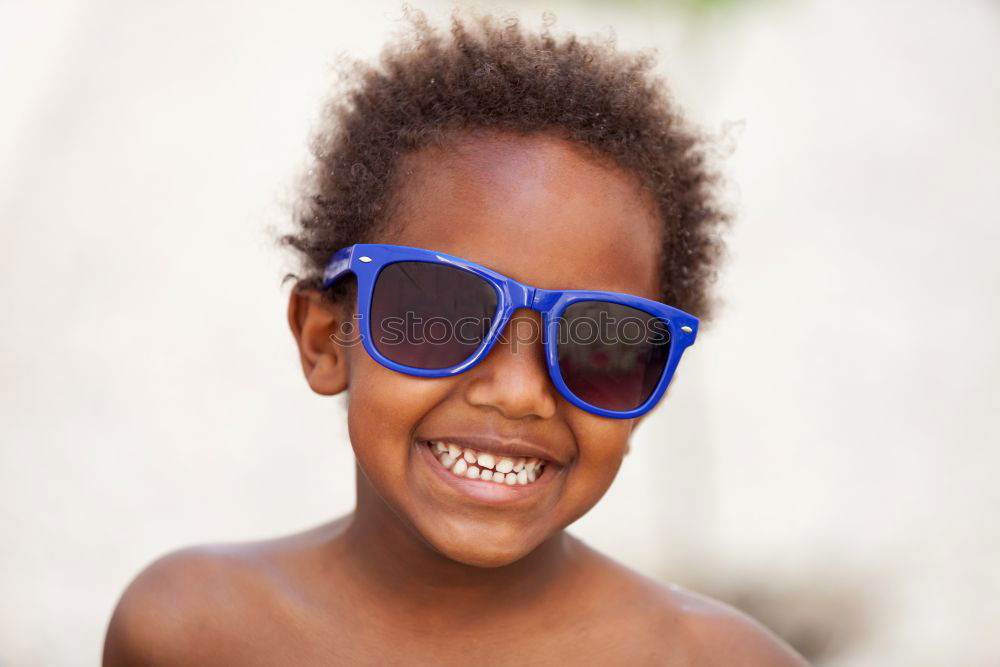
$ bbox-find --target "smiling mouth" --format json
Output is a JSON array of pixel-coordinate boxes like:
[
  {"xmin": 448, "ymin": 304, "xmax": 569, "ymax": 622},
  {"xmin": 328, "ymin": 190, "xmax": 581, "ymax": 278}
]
[{"xmin": 421, "ymin": 440, "xmax": 548, "ymax": 487}]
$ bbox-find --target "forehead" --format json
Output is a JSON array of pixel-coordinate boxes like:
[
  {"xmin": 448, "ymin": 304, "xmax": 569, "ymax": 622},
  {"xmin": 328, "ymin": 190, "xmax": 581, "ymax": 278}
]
[{"xmin": 383, "ymin": 132, "xmax": 663, "ymax": 299}]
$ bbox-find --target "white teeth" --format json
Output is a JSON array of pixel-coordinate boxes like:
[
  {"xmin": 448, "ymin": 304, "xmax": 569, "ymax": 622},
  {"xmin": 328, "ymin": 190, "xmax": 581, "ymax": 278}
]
[{"xmin": 428, "ymin": 441, "xmax": 550, "ymax": 487}]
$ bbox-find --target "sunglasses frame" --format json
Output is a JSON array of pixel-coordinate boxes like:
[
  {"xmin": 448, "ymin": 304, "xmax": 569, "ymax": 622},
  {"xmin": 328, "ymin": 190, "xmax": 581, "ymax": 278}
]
[{"xmin": 322, "ymin": 243, "xmax": 699, "ymax": 419}]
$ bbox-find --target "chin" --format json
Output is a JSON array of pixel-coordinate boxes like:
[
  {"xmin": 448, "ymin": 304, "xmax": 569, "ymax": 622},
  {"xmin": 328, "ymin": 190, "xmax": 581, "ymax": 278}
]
[
  {"xmin": 437, "ymin": 542, "xmax": 534, "ymax": 568},
  {"xmin": 422, "ymin": 522, "xmax": 541, "ymax": 568}
]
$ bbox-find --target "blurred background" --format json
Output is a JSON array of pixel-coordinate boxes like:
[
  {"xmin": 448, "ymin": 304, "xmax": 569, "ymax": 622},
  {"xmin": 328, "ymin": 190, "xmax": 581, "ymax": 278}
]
[{"xmin": 2, "ymin": 0, "xmax": 998, "ymax": 664}]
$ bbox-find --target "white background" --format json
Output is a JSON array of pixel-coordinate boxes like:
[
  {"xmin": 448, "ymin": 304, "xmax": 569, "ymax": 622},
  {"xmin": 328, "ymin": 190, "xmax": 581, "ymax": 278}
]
[{"xmin": 2, "ymin": 0, "xmax": 998, "ymax": 664}]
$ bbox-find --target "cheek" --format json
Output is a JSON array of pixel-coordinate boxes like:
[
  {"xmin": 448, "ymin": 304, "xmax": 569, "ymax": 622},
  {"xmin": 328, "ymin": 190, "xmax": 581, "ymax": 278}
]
[
  {"xmin": 562, "ymin": 415, "xmax": 633, "ymax": 507},
  {"xmin": 344, "ymin": 351, "xmax": 451, "ymax": 482}
]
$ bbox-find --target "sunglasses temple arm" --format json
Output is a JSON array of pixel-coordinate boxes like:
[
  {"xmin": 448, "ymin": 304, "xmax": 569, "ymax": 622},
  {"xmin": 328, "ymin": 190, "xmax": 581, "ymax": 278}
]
[{"xmin": 322, "ymin": 246, "xmax": 355, "ymax": 288}]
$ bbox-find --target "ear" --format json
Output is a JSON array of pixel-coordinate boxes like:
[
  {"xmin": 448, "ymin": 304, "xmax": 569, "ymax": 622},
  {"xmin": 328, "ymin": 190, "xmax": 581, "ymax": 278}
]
[{"xmin": 287, "ymin": 287, "xmax": 354, "ymax": 395}]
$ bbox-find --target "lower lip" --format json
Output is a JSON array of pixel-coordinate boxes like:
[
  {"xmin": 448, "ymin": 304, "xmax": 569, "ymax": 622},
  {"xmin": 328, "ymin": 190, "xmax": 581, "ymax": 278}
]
[{"xmin": 415, "ymin": 441, "xmax": 559, "ymax": 506}]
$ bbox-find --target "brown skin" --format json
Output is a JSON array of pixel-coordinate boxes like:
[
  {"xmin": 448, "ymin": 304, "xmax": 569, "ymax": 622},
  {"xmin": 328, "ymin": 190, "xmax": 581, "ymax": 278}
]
[{"xmin": 103, "ymin": 132, "xmax": 808, "ymax": 666}]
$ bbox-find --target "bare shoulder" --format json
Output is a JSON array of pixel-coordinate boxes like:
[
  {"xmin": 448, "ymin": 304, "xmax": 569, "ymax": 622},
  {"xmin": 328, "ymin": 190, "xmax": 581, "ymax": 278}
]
[
  {"xmin": 573, "ymin": 541, "xmax": 809, "ymax": 666},
  {"xmin": 103, "ymin": 543, "xmax": 253, "ymax": 666},
  {"xmin": 102, "ymin": 517, "xmax": 348, "ymax": 667},
  {"xmin": 655, "ymin": 582, "xmax": 810, "ymax": 666}
]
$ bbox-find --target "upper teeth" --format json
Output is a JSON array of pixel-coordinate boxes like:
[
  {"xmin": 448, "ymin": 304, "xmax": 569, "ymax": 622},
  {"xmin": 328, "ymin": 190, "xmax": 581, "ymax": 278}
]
[{"xmin": 428, "ymin": 441, "xmax": 545, "ymax": 485}]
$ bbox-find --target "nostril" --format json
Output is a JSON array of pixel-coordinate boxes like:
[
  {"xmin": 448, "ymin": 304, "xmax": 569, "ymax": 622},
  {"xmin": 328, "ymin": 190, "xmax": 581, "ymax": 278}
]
[{"xmin": 461, "ymin": 358, "xmax": 558, "ymax": 421}]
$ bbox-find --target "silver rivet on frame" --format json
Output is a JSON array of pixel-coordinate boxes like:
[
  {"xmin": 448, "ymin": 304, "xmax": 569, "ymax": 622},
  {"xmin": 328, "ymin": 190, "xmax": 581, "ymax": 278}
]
[
  {"xmin": 359, "ymin": 256, "xmax": 372, "ymax": 263},
  {"xmin": 681, "ymin": 326, "xmax": 693, "ymax": 333}
]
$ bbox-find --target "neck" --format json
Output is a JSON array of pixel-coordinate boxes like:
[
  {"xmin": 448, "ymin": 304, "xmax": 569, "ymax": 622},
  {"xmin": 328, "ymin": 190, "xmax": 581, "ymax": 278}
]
[{"xmin": 340, "ymin": 463, "xmax": 576, "ymax": 619}]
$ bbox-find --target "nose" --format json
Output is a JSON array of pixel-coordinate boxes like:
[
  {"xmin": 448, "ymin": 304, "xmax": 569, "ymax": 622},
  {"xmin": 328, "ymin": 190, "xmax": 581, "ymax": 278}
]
[{"xmin": 462, "ymin": 308, "xmax": 558, "ymax": 420}]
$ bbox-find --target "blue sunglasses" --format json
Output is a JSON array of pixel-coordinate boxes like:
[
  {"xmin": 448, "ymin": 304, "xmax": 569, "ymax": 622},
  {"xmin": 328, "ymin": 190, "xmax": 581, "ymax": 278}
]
[{"xmin": 322, "ymin": 243, "xmax": 699, "ymax": 419}]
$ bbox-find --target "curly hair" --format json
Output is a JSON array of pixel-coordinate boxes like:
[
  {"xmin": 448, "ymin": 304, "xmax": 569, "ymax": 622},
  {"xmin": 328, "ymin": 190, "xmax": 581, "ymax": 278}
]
[{"xmin": 282, "ymin": 6, "xmax": 730, "ymax": 325}]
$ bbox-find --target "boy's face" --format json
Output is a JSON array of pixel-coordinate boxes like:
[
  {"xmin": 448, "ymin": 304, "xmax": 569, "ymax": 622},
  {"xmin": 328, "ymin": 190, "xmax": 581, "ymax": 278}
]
[{"xmin": 292, "ymin": 131, "xmax": 664, "ymax": 567}]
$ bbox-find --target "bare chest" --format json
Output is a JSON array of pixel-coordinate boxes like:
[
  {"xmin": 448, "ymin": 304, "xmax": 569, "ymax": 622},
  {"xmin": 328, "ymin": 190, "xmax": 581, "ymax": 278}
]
[{"xmin": 206, "ymin": 602, "xmax": 689, "ymax": 667}]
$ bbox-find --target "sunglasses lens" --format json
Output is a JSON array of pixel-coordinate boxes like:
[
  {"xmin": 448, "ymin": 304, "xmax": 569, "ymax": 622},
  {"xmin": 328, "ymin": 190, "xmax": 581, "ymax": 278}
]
[
  {"xmin": 370, "ymin": 261, "xmax": 499, "ymax": 370},
  {"xmin": 556, "ymin": 301, "xmax": 671, "ymax": 412}
]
